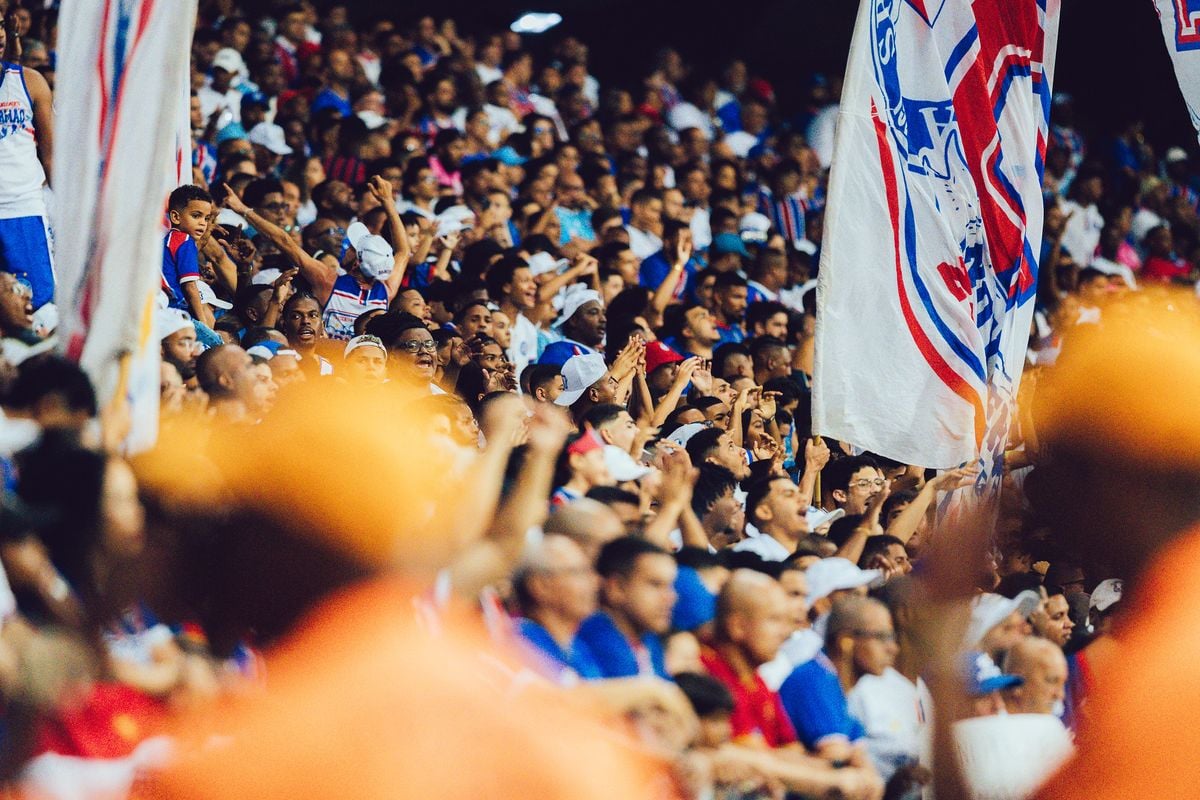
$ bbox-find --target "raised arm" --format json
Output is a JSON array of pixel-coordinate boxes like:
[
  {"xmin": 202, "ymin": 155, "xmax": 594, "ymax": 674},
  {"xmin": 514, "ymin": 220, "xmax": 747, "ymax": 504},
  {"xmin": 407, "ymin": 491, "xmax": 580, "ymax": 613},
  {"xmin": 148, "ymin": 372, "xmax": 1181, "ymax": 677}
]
[
  {"xmin": 650, "ymin": 239, "xmax": 690, "ymax": 327},
  {"xmin": 367, "ymin": 176, "xmax": 412, "ymax": 300},
  {"xmin": 223, "ymin": 183, "xmax": 337, "ymax": 303},
  {"xmin": 886, "ymin": 467, "xmax": 975, "ymax": 545}
]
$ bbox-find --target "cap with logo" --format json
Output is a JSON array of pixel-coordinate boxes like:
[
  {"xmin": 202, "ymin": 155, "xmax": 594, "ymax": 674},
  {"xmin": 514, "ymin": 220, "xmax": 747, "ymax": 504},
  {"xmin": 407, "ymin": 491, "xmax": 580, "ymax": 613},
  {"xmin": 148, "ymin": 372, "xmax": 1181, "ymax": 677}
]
[
  {"xmin": 555, "ymin": 353, "xmax": 607, "ymax": 407},
  {"xmin": 345, "ymin": 222, "xmax": 395, "ymax": 281}
]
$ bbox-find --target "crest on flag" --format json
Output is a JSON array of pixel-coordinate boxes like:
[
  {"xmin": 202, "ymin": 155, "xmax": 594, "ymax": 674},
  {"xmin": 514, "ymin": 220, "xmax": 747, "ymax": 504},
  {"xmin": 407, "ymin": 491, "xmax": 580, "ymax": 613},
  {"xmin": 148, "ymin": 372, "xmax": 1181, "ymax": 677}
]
[{"xmin": 814, "ymin": 0, "xmax": 1060, "ymax": 479}]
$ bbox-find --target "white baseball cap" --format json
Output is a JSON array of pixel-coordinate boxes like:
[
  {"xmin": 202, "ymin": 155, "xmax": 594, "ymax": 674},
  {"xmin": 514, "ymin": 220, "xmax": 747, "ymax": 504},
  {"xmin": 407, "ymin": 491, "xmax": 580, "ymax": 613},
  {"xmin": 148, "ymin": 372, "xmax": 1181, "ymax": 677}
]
[
  {"xmin": 805, "ymin": 557, "xmax": 883, "ymax": 605},
  {"xmin": 554, "ymin": 288, "xmax": 602, "ymax": 329},
  {"xmin": 806, "ymin": 507, "xmax": 845, "ymax": 531},
  {"xmin": 248, "ymin": 122, "xmax": 294, "ymax": 156},
  {"xmin": 1089, "ymin": 578, "xmax": 1123, "ymax": 613},
  {"xmin": 434, "ymin": 205, "xmax": 476, "ymax": 236},
  {"xmin": 667, "ymin": 422, "xmax": 708, "ymax": 448},
  {"xmin": 527, "ymin": 251, "xmax": 570, "ymax": 277},
  {"xmin": 196, "ymin": 280, "xmax": 233, "ymax": 310},
  {"xmin": 555, "ymin": 352, "xmax": 607, "ymax": 407},
  {"xmin": 211, "ymin": 48, "xmax": 246, "ymax": 76},
  {"xmin": 346, "ymin": 221, "xmax": 395, "ymax": 281},
  {"xmin": 1166, "ymin": 146, "xmax": 1189, "ymax": 164},
  {"xmin": 343, "ymin": 334, "xmax": 388, "ymax": 360},
  {"xmin": 157, "ymin": 307, "xmax": 194, "ymax": 341},
  {"xmin": 604, "ymin": 445, "xmax": 652, "ymax": 482},
  {"xmin": 966, "ymin": 591, "xmax": 1042, "ymax": 647}
]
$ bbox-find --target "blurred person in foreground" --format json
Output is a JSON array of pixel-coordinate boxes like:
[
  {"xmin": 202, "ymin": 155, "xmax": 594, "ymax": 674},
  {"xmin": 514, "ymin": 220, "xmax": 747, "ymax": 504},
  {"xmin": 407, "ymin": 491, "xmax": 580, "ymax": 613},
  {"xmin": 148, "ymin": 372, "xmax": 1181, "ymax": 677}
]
[
  {"xmin": 124, "ymin": 379, "xmax": 677, "ymax": 799},
  {"xmin": 1027, "ymin": 295, "xmax": 1200, "ymax": 799}
]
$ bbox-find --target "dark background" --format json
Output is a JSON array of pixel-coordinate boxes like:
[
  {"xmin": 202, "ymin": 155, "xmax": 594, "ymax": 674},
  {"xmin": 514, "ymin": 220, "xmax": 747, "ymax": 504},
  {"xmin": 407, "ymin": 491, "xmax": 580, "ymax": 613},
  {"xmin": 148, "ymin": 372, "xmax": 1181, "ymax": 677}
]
[{"xmin": 341, "ymin": 0, "xmax": 1193, "ymax": 152}]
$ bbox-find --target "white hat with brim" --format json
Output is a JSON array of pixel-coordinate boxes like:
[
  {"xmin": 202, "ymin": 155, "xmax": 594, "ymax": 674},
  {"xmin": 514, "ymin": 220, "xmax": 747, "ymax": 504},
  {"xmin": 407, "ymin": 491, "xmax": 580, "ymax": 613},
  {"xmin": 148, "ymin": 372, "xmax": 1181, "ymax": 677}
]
[
  {"xmin": 805, "ymin": 557, "xmax": 883, "ymax": 605},
  {"xmin": 528, "ymin": 251, "xmax": 570, "ymax": 277},
  {"xmin": 157, "ymin": 308, "xmax": 194, "ymax": 341},
  {"xmin": 966, "ymin": 590, "xmax": 1042, "ymax": 647},
  {"xmin": 554, "ymin": 288, "xmax": 602, "ymax": 329},
  {"xmin": 346, "ymin": 221, "xmax": 395, "ymax": 280},
  {"xmin": 555, "ymin": 352, "xmax": 607, "ymax": 407},
  {"xmin": 604, "ymin": 445, "xmax": 652, "ymax": 482},
  {"xmin": 248, "ymin": 122, "xmax": 294, "ymax": 156},
  {"xmin": 197, "ymin": 281, "xmax": 233, "ymax": 310},
  {"xmin": 806, "ymin": 507, "xmax": 845, "ymax": 531},
  {"xmin": 667, "ymin": 422, "xmax": 708, "ymax": 448}
]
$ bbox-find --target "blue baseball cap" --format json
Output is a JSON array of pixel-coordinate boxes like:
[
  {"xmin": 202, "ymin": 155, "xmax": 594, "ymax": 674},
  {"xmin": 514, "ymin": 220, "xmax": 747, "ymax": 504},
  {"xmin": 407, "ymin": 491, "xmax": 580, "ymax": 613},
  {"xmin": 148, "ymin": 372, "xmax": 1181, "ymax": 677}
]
[
  {"xmin": 492, "ymin": 145, "xmax": 528, "ymax": 166},
  {"xmin": 241, "ymin": 90, "xmax": 270, "ymax": 110},
  {"xmin": 712, "ymin": 232, "xmax": 750, "ymax": 258},
  {"xmin": 961, "ymin": 651, "xmax": 1023, "ymax": 697}
]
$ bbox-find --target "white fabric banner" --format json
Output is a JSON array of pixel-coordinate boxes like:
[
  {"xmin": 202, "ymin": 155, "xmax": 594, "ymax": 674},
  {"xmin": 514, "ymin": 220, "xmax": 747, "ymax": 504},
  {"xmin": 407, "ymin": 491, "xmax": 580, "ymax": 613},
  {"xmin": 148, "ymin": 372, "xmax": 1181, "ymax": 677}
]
[
  {"xmin": 54, "ymin": 0, "xmax": 197, "ymax": 453},
  {"xmin": 814, "ymin": 0, "xmax": 1060, "ymax": 471},
  {"xmin": 1154, "ymin": 0, "xmax": 1200, "ymax": 140}
]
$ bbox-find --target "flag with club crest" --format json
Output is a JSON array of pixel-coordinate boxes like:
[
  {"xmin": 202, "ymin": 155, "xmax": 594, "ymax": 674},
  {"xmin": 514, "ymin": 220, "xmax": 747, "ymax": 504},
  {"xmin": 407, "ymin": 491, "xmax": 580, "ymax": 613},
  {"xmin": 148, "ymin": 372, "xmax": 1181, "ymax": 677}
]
[
  {"xmin": 54, "ymin": 0, "xmax": 197, "ymax": 453},
  {"xmin": 814, "ymin": 0, "xmax": 1061, "ymax": 494}
]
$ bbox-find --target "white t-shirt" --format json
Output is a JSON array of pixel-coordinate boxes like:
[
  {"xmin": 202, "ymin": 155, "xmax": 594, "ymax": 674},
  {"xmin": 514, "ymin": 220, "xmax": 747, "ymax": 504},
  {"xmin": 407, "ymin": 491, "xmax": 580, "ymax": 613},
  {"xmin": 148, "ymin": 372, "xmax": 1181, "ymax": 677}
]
[
  {"xmin": 847, "ymin": 667, "xmax": 929, "ymax": 783},
  {"xmin": 1060, "ymin": 200, "xmax": 1104, "ymax": 263},
  {"xmin": 507, "ymin": 312, "xmax": 539, "ymax": 384},
  {"xmin": 731, "ymin": 532, "xmax": 791, "ymax": 561},
  {"xmin": 626, "ymin": 225, "xmax": 663, "ymax": 260},
  {"xmin": 758, "ymin": 627, "xmax": 824, "ymax": 690}
]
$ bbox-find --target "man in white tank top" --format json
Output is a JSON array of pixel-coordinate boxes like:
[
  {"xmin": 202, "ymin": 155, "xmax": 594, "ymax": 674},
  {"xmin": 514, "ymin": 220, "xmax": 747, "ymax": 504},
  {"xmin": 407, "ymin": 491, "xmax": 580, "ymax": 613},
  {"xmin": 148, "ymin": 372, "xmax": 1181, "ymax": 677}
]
[{"xmin": 0, "ymin": 26, "xmax": 54, "ymax": 310}]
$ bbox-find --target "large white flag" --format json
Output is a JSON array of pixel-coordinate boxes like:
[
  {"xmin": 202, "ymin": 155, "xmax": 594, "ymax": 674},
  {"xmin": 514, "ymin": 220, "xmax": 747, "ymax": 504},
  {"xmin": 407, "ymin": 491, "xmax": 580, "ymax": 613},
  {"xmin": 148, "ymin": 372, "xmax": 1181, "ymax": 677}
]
[
  {"xmin": 814, "ymin": 0, "xmax": 1060, "ymax": 475},
  {"xmin": 1153, "ymin": 0, "xmax": 1200, "ymax": 140},
  {"xmin": 54, "ymin": 0, "xmax": 197, "ymax": 452}
]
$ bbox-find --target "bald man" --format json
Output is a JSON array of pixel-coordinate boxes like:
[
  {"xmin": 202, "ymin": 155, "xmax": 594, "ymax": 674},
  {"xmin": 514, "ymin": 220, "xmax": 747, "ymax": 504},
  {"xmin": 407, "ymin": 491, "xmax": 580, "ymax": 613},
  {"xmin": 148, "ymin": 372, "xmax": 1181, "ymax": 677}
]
[
  {"xmin": 700, "ymin": 570, "xmax": 885, "ymax": 800},
  {"xmin": 543, "ymin": 498, "xmax": 626, "ymax": 561},
  {"xmin": 195, "ymin": 344, "xmax": 266, "ymax": 422},
  {"xmin": 1002, "ymin": 637, "xmax": 1067, "ymax": 717}
]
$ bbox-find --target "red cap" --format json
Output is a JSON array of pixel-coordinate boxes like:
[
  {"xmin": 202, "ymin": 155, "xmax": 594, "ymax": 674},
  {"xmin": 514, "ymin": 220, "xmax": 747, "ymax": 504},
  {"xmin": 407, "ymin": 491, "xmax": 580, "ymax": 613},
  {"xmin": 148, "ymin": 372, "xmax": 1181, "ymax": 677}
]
[
  {"xmin": 644, "ymin": 341, "xmax": 684, "ymax": 375},
  {"xmin": 566, "ymin": 429, "xmax": 605, "ymax": 457}
]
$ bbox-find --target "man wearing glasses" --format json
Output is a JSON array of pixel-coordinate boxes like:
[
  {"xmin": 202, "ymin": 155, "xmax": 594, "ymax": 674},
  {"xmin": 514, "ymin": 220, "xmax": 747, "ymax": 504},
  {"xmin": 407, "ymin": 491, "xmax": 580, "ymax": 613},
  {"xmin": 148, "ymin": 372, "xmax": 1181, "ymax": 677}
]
[
  {"xmin": 779, "ymin": 596, "xmax": 897, "ymax": 762},
  {"xmin": 823, "ymin": 455, "xmax": 887, "ymax": 516}
]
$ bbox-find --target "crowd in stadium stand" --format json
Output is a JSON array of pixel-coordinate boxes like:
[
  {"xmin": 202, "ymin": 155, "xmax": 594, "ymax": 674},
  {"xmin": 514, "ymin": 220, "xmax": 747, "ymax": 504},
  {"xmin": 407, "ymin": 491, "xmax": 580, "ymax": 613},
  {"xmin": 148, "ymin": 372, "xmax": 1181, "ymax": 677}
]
[{"xmin": 1, "ymin": 1, "xmax": 1199, "ymax": 798}]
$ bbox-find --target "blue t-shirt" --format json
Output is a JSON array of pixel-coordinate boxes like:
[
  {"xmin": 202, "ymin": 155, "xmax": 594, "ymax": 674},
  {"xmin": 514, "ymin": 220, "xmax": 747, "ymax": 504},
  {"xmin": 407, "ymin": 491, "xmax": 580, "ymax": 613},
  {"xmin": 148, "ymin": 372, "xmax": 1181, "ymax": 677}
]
[
  {"xmin": 515, "ymin": 618, "xmax": 602, "ymax": 682},
  {"xmin": 575, "ymin": 611, "xmax": 669, "ymax": 680},
  {"xmin": 311, "ymin": 88, "xmax": 351, "ymax": 117},
  {"xmin": 162, "ymin": 229, "xmax": 200, "ymax": 312},
  {"xmin": 539, "ymin": 339, "xmax": 598, "ymax": 367},
  {"xmin": 778, "ymin": 651, "xmax": 866, "ymax": 749},
  {"xmin": 639, "ymin": 252, "xmax": 696, "ymax": 303}
]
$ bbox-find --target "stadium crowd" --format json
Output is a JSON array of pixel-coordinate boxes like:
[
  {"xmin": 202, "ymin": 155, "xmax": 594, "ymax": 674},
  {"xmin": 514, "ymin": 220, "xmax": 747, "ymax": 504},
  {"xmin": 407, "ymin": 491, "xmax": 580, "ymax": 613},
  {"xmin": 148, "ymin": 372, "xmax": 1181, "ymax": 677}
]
[{"xmin": 0, "ymin": 1, "xmax": 1199, "ymax": 798}]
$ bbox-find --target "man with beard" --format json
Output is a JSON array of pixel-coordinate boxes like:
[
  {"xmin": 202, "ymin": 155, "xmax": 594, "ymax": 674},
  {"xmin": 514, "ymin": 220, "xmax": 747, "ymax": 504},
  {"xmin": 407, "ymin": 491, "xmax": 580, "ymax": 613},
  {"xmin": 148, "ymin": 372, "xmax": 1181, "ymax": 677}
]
[
  {"xmin": 159, "ymin": 309, "xmax": 200, "ymax": 387},
  {"xmin": 226, "ymin": 177, "xmax": 411, "ymax": 341},
  {"xmin": 429, "ymin": 129, "xmax": 467, "ymax": 197},
  {"xmin": 538, "ymin": 290, "xmax": 606, "ymax": 367},
  {"xmin": 281, "ymin": 292, "xmax": 332, "ymax": 377},
  {"xmin": 311, "ymin": 179, "xmax": 357, "ymax": 232},
  {"xmin": 195, "ymin": 344, "xmax": 272, "ymax": 423}
]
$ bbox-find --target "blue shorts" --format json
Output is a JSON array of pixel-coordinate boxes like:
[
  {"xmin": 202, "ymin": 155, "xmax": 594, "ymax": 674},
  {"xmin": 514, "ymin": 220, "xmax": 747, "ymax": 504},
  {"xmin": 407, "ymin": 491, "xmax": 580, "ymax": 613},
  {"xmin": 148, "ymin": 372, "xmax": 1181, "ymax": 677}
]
[{"xmin": 0, "ymin": 215, "xmax": 54, "ymax": 309}]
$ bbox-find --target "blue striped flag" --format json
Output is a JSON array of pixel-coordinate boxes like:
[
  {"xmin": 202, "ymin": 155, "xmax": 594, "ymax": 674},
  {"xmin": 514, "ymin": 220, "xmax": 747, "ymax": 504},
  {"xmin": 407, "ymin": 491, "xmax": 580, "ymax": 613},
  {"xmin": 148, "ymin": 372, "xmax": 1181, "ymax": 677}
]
[{"xmin": 814, "ymin": 0, "xmax": 1060, "ymax": 480}]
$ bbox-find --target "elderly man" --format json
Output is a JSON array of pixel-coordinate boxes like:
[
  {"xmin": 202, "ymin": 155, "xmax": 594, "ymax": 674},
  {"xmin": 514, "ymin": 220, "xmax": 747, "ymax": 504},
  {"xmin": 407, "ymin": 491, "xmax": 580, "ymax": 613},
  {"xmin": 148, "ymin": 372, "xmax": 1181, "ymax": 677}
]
[
  {"xmin": 700, "ymin": 570, "xmax": 884, "ymax": 800},
  {"xmin": 513, "ymin": 534, "xmax": 602, "ymax": 682},
  {"xmin": 1002, "ymin": 637, "xmax": 1068, "ymax": 717}
]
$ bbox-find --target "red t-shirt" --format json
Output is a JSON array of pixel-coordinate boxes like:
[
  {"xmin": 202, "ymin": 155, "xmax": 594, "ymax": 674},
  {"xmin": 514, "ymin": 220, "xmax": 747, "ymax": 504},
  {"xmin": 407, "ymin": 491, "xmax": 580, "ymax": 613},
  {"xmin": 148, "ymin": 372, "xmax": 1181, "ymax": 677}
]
[
  {"xmin": 700, "ymin": 644, "xmax": 797, "ymax": 748},
  {"xmin": 1141, "ymin": 255, "xmax": 1191, "ymax": 282}
]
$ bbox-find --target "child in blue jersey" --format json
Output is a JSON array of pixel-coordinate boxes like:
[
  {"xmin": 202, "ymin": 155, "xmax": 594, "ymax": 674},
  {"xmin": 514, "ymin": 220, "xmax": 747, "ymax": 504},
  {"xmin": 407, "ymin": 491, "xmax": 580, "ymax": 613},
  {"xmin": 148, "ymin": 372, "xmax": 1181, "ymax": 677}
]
[{"xmin": 163, "ymin": 185, "xmax": 215, "ymax": 327}]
